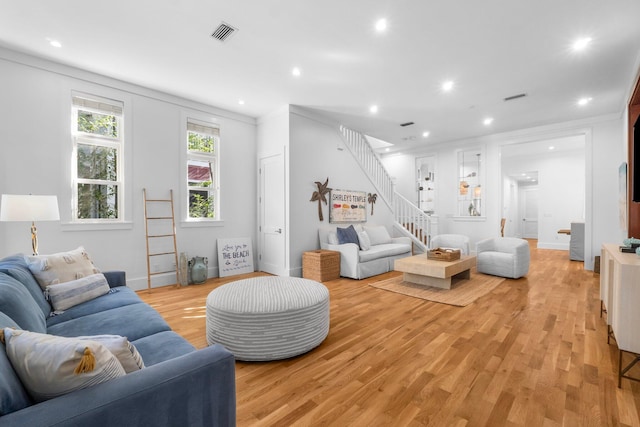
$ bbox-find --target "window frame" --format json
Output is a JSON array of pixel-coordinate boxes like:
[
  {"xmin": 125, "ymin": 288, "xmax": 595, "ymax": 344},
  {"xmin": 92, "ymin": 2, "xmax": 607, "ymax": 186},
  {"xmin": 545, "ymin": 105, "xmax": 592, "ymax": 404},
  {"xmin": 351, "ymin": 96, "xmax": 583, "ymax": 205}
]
[
  {"xmin": 71, "ymin": 93, "xmax": 125, "ymax": 223},
  {"xmin": 183, "ymin": 115, "xmax": 221, "ymax": 223}
]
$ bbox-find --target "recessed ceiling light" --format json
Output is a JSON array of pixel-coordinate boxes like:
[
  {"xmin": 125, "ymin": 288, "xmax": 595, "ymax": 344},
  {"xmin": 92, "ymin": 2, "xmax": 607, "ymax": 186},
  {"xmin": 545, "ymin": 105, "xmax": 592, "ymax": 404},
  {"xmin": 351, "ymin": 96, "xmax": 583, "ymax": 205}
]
[
  {"xmin": 238, "ymin": 99, "xmax": 245, "ymax": 105},
  {"xmin": 385, "ymin": 148, "xmax": 390, "ymax": 152},
  {"xmin": 572, "ymin": 37, "xmax": 592, "ymax": 52},
  {"xmin": 369, "ymin": 105, "xmax": 379, "ymax": 114},
  {"xmin": 483, "ymin": 117, "xmax": 494, "ymax": 126},
  {"xmin": 549, "ymin": 146, "xmax": 555, "ymax": 150},
  {"xmin": 48, "ymin": 39, "xmax": 62, "ymax": 48},
  {"xmin": 441, "ymin": 80, "xmax": 454, "ymax": 92},
  {"xmin": 422, "ymin": 131, "xmax": 430, "ymax": 138},
  {"xmin": 375, "ymin": 18, "xmax": 387, "ymax": 32},
  {"xmin": 577, "ymin": 97, "xmax": 592, "ymax": 106},
  {"xmin": 292, "ymin": 67, "xmax": 301, "ymax": 77}
]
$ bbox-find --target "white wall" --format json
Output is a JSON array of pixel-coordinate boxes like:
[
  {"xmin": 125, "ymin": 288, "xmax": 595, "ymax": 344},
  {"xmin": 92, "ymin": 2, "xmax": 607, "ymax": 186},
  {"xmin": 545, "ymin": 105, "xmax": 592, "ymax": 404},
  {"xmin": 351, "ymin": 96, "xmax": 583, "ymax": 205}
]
[
  {"xmin": 0, "ymin": 48, "xmax": 257, "ymax": 290},
  {"xmin": 287, "ymin": 107, "xmax": 395, "ymax": 276},
  {"xmin": 383, "ymin": 115, "xmax": 623, "ymax": 270}
]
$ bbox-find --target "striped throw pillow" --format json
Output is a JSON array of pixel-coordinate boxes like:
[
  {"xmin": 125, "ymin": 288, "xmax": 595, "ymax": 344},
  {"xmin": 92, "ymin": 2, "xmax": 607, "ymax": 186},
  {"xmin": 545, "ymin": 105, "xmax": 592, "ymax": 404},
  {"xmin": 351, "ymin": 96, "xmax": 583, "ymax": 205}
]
[
  {"xmin": 76, "ymin": 335, "xmax": 145, "ymax": 373},
  {"xmin": 2, "ymin": 328, "xmax": 125, "ymax": 402},
  {"xmin": 45, "ymin": 273, "xmax": 110, "ymax": 311}
]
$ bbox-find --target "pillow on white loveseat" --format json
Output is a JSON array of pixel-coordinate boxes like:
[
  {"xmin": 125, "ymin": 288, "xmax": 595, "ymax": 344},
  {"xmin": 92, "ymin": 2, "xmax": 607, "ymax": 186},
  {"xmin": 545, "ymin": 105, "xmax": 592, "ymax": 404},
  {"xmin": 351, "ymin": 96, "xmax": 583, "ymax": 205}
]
[{"xmin": 363, "ymin": 226, "xmax": 392, "ymax": 246}]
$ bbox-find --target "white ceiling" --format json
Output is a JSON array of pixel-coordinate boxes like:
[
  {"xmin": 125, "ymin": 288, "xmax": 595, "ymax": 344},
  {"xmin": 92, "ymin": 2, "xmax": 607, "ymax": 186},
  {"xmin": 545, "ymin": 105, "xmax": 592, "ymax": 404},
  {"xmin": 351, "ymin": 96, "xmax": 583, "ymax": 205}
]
[{"xmin": 1, "ymin": 1, "xmax": 639, "ymax": 152}]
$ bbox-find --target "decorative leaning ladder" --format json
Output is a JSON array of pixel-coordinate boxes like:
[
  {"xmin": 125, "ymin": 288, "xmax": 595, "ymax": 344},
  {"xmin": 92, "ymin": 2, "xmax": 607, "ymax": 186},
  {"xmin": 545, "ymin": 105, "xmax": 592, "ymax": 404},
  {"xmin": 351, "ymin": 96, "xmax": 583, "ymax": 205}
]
[{"xmin": 143, "ymin": 188, "xmax": 180, "ymax": 291}]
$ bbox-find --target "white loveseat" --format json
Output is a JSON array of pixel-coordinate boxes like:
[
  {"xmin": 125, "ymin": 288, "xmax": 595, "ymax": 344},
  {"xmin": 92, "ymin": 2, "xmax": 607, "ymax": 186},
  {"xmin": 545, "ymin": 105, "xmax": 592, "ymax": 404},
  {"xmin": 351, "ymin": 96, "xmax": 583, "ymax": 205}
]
[{"xmin": 318, "ymin": 224, "xmax": 412, "ymax": 279}]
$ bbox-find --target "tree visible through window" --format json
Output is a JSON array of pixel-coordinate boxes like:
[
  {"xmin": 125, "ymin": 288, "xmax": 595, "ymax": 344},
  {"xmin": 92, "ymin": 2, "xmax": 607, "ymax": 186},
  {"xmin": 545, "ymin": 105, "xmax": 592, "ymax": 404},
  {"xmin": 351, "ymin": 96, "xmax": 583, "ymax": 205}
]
[
  {"xmin": 72, "ymin": 95, "xmax": 123, "ymax": 220},
  {"xmin": 187, "ymin": 121, "xmax": 218, "ymax": 219}
]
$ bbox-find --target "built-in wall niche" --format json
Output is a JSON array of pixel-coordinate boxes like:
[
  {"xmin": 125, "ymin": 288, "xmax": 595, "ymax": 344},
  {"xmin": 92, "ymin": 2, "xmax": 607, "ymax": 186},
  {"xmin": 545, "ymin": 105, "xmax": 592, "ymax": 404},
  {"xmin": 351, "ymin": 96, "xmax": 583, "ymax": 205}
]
[
  {"xmin": 416, "ymin": 155, "xmax": 436, "ymax": 214},
  {"xmin": 457, "ymin": 148, "xmax": 484, "ymax": 217}
]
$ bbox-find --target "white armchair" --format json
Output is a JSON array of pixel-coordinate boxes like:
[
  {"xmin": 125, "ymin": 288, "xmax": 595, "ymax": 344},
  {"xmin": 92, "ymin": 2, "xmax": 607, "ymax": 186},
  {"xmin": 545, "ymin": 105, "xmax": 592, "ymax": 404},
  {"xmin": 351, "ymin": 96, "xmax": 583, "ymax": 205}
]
[
  {"xmin": 476, "ymin": 237, "xmax": 530, "ymax": 279},
  {"xmin": 430, "ymin": 234, "xmax": 470, "ymax": 255}
]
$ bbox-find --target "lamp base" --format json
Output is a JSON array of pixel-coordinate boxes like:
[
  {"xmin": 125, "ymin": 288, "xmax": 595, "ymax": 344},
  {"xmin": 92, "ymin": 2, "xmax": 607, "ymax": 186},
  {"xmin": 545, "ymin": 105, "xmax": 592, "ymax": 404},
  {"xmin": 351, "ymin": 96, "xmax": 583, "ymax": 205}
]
[{"xmin": 31, "ymin": 221, "xmax": 38, "ymax": 256}]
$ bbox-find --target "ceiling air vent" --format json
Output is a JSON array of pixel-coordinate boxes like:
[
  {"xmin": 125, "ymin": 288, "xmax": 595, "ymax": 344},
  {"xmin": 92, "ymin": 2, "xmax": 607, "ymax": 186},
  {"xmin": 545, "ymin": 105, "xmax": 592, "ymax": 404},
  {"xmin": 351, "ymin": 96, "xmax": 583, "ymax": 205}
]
[
  {"xmin": 504, "ymin": 93, "xmax": 527, "ymax": 102},
  {"xmin": 211, "ymin": 22, "xmax": 238, "ymax": 42},
  {"xmin": 400, "ymin": 121, "xmax": 415, "ymax": 127}
]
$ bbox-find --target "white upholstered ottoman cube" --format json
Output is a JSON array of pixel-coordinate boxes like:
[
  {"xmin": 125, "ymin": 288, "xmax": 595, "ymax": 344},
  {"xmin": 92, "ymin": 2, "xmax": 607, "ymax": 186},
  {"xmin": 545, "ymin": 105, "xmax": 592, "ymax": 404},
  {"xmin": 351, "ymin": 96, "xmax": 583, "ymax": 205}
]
[{"xmin": 206, "ymin": 276, "xmax": 330, "ymax": 361}]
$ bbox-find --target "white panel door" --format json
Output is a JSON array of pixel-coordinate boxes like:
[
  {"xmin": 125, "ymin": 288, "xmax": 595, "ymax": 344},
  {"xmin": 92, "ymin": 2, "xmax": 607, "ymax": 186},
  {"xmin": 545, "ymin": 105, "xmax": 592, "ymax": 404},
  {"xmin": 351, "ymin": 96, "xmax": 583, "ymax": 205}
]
[
  {"xmin": 259, "ymin": 154, "xmax": 286, "ymax": 275},
  {"xmin": 522, "ymin": 188, "xmax": 539, "ymax": 239}
]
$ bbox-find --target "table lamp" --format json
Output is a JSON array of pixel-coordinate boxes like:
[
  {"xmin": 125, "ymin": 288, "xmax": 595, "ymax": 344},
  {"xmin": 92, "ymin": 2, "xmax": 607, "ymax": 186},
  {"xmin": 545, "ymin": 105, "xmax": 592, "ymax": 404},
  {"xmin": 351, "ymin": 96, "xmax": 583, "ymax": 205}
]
[{"xmin": 0, "ymin": 194, "xmax": 60, "ymax": 255}]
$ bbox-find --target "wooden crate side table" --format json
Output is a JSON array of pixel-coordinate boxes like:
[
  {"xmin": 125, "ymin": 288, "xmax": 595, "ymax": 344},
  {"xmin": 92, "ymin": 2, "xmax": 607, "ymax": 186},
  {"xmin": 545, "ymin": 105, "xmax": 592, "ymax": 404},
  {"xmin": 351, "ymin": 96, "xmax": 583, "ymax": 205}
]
[{"xmin": 303, "ymin": 250, "xmax": 340, "ymax": 282}]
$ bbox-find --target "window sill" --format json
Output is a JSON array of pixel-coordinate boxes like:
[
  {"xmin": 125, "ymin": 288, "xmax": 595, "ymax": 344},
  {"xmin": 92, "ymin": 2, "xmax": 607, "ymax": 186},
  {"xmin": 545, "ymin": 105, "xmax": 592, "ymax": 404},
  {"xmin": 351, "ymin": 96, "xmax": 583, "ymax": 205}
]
[
  {"xmin": 180, "ymin": 220, "xmax": 225, "ymax": 228},
  {"xmin": 61, "ymin": 221, "xmax": 133, "ymax": 231}
]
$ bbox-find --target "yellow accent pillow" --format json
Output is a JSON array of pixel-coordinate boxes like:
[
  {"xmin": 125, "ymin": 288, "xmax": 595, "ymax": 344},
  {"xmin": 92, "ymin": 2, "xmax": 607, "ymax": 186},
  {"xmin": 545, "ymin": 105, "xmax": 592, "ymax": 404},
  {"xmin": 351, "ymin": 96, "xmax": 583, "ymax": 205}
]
[{"xmin": 76, "ymin": 334, "xmax": 145, "ymax": 373}]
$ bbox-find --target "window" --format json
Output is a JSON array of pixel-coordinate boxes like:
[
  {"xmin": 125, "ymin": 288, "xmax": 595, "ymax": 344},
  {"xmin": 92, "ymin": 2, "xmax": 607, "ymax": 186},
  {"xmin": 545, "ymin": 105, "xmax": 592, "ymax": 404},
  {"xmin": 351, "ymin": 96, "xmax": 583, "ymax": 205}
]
[
  {"xmin": 71, "ymin": 94, "xmax": 123, "ymax": 221},
  {"xmin": 187, "ymin": 120, "xmax": 219, "ymax": 219}
]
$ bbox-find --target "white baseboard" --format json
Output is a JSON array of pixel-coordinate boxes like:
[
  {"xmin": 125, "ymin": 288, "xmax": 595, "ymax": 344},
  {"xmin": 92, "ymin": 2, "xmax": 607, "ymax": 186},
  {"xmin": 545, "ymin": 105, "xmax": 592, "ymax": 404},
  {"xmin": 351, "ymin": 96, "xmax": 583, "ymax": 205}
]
[
  {"xmin": 537, "ymin": 242, "xmax": 569, "ymax": 250},
  {"xmin": 126, "ymin": 267, "xmax": 219, "ymax": 291}
]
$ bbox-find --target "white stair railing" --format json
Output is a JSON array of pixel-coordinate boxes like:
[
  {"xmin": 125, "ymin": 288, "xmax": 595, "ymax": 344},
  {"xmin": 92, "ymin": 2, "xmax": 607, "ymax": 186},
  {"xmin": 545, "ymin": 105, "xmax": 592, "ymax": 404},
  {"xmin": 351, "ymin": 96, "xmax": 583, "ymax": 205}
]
[
  {"xmin": 339, "ymin": 126, "xmax": 394, "ymax": 206},
  {"xmin": 394, "ymin": 192, "xmax": 432, "ymax": 247},
  {"xmin": 338, "ymin": 125, "xmax": 433, "ymax": 251}
]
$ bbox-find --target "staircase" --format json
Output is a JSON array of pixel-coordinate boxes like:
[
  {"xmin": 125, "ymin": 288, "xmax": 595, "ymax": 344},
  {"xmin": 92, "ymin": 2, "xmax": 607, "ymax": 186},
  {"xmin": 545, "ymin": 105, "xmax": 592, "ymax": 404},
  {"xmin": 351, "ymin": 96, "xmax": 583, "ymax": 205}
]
[{"xmin": 339, "ymin": 126, "xmax": 435, "ymax": 252}]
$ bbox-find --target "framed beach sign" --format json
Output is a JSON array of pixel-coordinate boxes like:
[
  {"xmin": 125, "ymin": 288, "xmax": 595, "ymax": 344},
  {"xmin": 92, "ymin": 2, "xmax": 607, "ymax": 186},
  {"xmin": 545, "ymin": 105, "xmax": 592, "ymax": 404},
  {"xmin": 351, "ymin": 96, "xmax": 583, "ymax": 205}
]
[
  {"xmin": 217, "ymin": 237, "xmax": 254, "ymax": 277},
  {"xmin": 329, "ymin": 189, "xmax": 367, "ymax": 223}
]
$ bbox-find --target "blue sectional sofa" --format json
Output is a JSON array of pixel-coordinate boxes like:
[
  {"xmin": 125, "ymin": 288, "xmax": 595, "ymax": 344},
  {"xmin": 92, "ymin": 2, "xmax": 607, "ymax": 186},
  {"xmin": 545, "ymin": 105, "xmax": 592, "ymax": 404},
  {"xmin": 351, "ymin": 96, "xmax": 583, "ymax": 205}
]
[{"xmin": 0, "ymin": 254, "xmax": 236, "ymax": 427}]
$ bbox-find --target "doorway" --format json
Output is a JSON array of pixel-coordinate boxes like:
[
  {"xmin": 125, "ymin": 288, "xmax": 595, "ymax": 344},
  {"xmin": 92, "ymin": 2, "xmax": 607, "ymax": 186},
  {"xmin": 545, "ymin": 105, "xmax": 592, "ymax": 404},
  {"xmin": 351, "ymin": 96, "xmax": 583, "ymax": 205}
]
[
  {"xmin": 521, "ymin": 187, "xmax": 539, "ymax": 238},
  {"xmin": 501, "ymin": 134, "xmax": 585, "ymax": 248},
  {"xmin": 258, "ymin": 153, "xmax": 286, "ymax": 275}
]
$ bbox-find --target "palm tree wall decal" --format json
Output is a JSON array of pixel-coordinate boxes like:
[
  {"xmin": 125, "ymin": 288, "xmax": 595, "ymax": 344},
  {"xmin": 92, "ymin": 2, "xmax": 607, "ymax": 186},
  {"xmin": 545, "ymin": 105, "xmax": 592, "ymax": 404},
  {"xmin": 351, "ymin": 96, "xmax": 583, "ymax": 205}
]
[
  {"xmin": 368, "ymin": 193, "xmax": 377, "ymax": 215},
  {"xmin": 310, "ymin": 178, "xmax": 332, "ymax": 221}
]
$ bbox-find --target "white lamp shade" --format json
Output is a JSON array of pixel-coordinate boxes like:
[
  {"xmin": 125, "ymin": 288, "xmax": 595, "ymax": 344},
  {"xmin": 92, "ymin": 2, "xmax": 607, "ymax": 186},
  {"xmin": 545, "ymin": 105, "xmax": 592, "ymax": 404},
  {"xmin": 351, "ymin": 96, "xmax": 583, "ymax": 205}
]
[{"xmin": 0, "ymin": 194, "xmax": 60, "ymax": 222}]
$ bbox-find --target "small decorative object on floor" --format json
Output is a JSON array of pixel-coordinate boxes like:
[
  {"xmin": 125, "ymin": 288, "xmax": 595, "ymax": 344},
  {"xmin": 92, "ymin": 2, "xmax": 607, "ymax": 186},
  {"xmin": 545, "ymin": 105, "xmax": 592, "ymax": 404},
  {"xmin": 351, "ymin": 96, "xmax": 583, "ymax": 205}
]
[
  {"xmin": 179, "ymin": 252, "xmax": 189, "ymax": 286},
  {"xmin": 368, "ymin": 193, "xmax": 377, "ymax": 215},
  {"xmin": 310, "ymin": 177, "xmax": 332, "ymax": 221},
  {"xmin": 189, "ymin": 256, "xmax": 208, "ymax": 284}
]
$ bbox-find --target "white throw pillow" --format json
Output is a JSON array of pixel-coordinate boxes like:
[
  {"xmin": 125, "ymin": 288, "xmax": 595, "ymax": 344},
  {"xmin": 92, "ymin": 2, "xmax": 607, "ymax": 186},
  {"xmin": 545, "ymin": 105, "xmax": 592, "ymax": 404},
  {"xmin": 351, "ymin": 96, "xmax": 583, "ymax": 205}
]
[
  {"xmin": 364, "ymin": 226, "xmax": 392, "ymax": 246},
  {"xmin": 2, "ymin": 328, "xmax": 126, "ymax": 402},
  {"xmin": 327, "ymin": 232, "xmax": 339, "ymax": 245},
  {"xmin": 357, "ymin": 231, "xmax": 371, "ymax": 251},
  {"xmin": 45, "ymin": 273, "xmax": 111, "ymax": 311},
  {"xmin": 27, "ymin": 246, "xmax": 100, "ymax": 290},
  {"xmin": 76, "ymin": 335, "xmax": 145, "ymax": 373}
]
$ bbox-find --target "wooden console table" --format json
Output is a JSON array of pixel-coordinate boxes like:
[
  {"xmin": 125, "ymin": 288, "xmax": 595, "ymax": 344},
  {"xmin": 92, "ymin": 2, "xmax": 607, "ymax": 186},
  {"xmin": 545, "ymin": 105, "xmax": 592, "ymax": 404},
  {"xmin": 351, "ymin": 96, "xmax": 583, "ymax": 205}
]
[{"xmin": 600, "ymin": 243, "xmax": 640, "ymax": 386}]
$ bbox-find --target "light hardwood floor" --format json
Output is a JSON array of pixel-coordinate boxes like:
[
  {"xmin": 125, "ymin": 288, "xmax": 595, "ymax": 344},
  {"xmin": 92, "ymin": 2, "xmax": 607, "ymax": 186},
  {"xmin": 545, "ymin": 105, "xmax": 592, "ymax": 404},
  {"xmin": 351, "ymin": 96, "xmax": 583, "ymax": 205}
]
[{"xmin": 139, "ymin": 242, "xmax": 640, "ymax": 426}]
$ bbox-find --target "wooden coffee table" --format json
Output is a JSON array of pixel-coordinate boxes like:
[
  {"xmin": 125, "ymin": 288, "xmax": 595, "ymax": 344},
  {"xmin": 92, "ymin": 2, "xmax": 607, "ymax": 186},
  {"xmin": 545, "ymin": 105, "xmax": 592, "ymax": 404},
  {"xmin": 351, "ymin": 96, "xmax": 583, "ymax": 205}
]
[{"xmin": 394, "ymin": 254, "xmax": 477, "ymax": 289}]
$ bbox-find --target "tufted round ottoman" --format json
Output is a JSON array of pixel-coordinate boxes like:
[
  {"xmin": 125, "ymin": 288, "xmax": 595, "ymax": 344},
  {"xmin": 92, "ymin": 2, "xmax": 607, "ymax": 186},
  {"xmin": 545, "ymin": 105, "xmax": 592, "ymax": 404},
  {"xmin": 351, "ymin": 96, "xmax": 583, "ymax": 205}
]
[{"xmin": 205, "ymin": 276, "xmax": 330, "ymax": 361}]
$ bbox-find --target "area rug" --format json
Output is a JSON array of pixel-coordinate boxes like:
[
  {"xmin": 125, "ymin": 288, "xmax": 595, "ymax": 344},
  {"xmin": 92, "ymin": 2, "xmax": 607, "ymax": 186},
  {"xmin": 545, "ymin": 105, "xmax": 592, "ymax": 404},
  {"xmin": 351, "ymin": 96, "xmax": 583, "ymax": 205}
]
[{"xmin": 369, "ymin": 273, "xmax": 505, "ymax": 307}]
